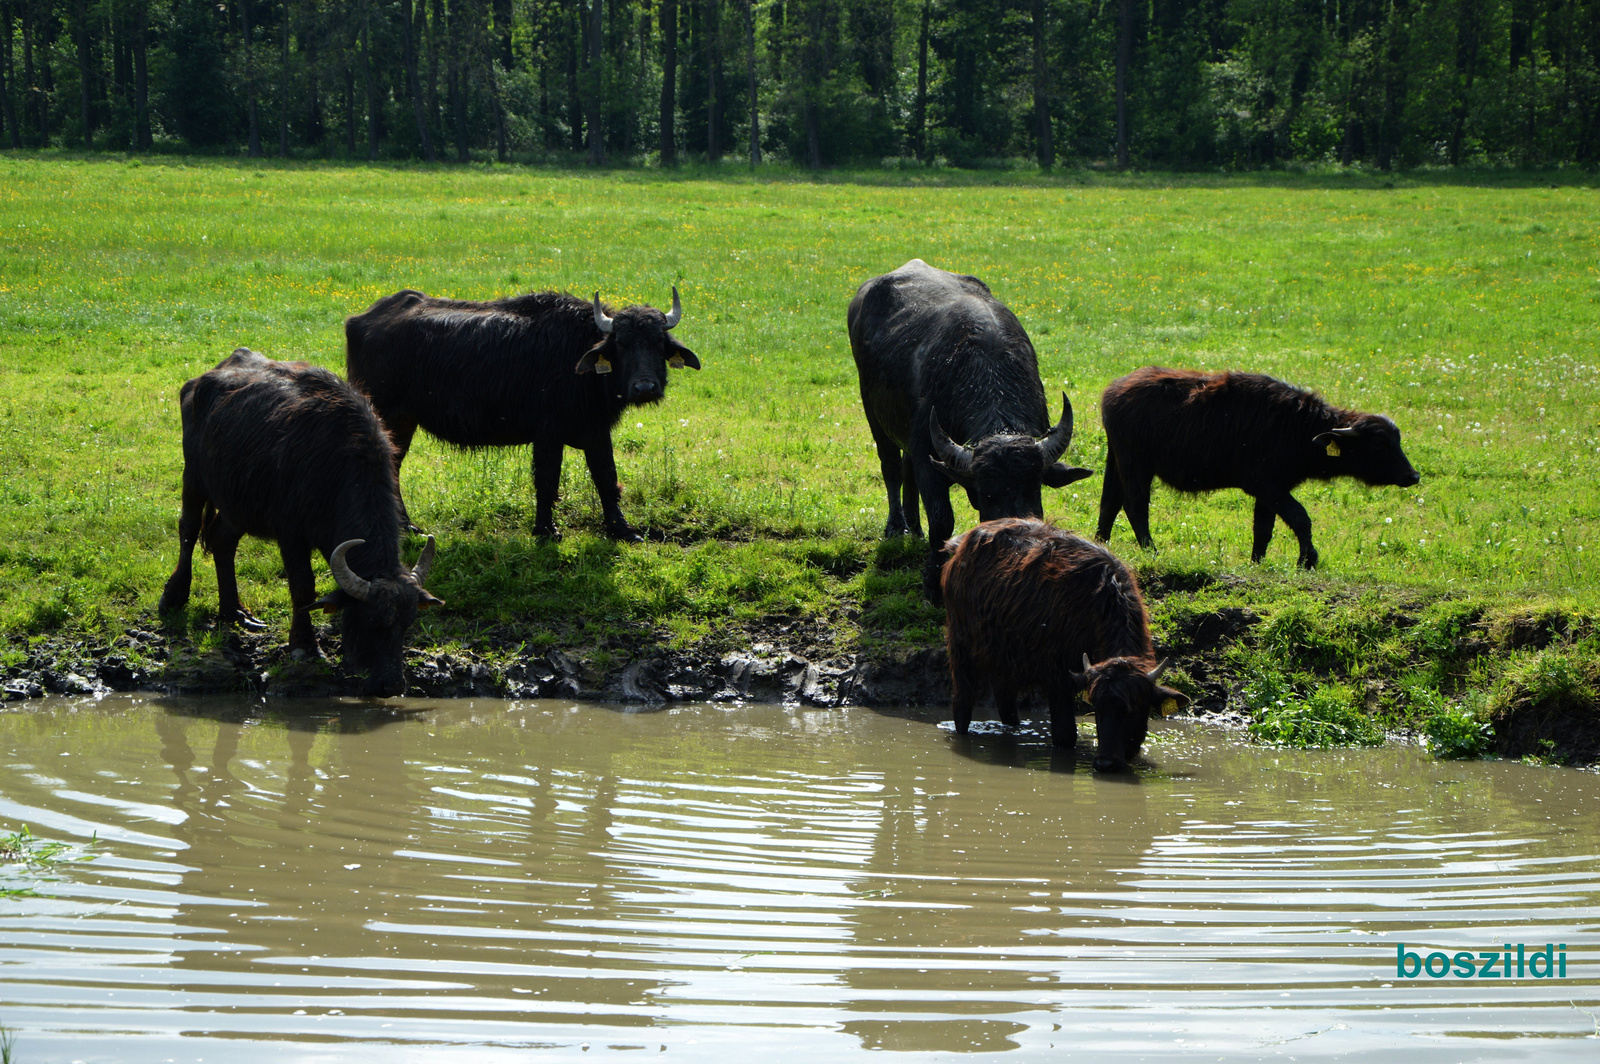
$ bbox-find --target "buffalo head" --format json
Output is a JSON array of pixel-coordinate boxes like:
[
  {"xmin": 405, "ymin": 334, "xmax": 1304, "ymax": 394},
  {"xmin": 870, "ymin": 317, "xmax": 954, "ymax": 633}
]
[
  {"xmin": 576, "ymin": 287, "xmax": 700, "ymax": 404},
  {"xmin": 929, "ymin": 393, "xmax": 1093, "ymax": 520},
  {"xmin": 1069, "ymin": 655, "xmax": 1189, "ymax": 772},
  {"xmin": 1314, "ymin": 414, "xmax": 1420, "ymax": 488},
  {"xmin": 312, "ymin": 536, "xmax": 444, "ymax": 697}
]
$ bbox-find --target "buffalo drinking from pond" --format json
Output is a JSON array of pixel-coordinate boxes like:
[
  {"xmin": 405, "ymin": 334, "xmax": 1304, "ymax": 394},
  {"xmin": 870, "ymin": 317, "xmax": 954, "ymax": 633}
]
[
  {"xmin": 1097, "ymin": 367, "xmax": 1420, "ymax": 568},
  {"xmin": 942, "ymin": 518, "xmax": 1188, "ymax": 772},
  {"xmin": 157, "ymin": 348, "xmax": 443, "ymax": 697},
  {"xmin": 848, "ymin": 259, "xmax": 1092, "ymax": 602},
  {"xmin": 345, "ymin": 286, "xmax": 698, "ymax": 541}
]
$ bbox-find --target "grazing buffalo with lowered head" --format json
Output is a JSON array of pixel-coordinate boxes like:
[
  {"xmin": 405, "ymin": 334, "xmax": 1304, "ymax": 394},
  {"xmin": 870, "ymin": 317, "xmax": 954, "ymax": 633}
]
[
  {"xmin": 941, "ymin": 518, "xmax": 1188, "ymax": 772},
  {"xmin": 848, "ymin": 259, "xmax": 1092, "ymax": 602},
  {"xmin": 345, "ymin": 286, "xmax": 698, "ymax": 541},
  {"xmin": 1097, "ymin": 367, "xmax": 1420, "ymax": 568},
  {"xmin": 157, "ymin": 348, "xmax": 443, "ymax": 697}
]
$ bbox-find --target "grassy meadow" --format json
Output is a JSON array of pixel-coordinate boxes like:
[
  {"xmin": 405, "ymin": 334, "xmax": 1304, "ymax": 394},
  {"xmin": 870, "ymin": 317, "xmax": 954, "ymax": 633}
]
[{"xmin": 2, "ymin": 155, "xmax": 1598, "ymax": 693}]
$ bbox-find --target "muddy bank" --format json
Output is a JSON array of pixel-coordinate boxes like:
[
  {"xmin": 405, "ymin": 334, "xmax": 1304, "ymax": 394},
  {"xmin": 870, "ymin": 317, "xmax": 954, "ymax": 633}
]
[{"xmin": 3, "ymin": 593, "xmax": 1597, "ymax": 766}]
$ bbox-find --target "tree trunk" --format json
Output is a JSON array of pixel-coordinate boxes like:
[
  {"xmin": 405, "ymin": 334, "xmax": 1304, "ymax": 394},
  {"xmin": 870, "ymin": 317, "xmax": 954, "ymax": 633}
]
[
  {"xmin": 428, "ymin": 0, "xmax": 442, "ymax": 137},
  {"xmin": 345, "ymin": 58, "xmax": 356, "ymax": 155},
  {"xmin": 567, "ymin": 4, "xmax": 582, "ymax": 151},
  {"xmin": 279, "ymin": 0, "xmax": 290, "ymax": 155},
  {"xmin": 913, "ymin": 0, "xmax": 927, "ymax": 158},
  {"xmin": 242, "ymin": 0, "xmax": 261, "ymax": 156},
  {"xmin": 403, "ymin": 0, "xmax": 435, "ymax": 158},
  {"xmin": 705, "ymin": 0, "xmax": 719, "ymax": 161},
  {"xmin": 586, "ymin": 0, "xmax": 603, "ymax": 163},
  {"xmin": 364, "ymin": 6, "xmax": 379, "ymax": 159},
  {"xmin": 490, "ymin": 61, "xmax": 508, "ymax": 160},
  {"xmin": 133, "ymin": 0, "xmax": 149, "ymax": 149},
  {"xmin": 1115, "ymin": 0, "xmax": 1131, "ymax": 169},
  {"xmin": 1031, "ymin": 0, "xmax": 1051, "ymax": 169},
  {"xmin": 2, "ymin": 1, "xmax": 19, "ymax": 148},
  {"xmin": 75, "ymin": 0, "xmax": 91, "ymax": 147},
  {"xmin": 746, "ymin": 0, "xmax": 758, "ymax": 165},
  {"xmin": 659, "ymin": 0, "xmax": 676, "ymax": 163},
  {"xmin": 449, "ymin": 0, "xmax": 468, "ymax": 160}
]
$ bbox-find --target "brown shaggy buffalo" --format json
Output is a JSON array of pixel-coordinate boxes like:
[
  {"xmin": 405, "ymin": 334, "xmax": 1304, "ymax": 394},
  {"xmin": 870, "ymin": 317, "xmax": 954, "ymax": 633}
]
[
  {"xmin": 941, "ymin": 518, "xmax": 1187, "ymax": 772},
  {"xmin": 345, "ymin": 287, "xmax": 698, "ymax": 541},
  {"xmin": 1097, "ymin": 367, "xmax": 1420, "ymax": 568},
  {"xmin": 157, "ymin": 348, "xmax": 443, "ymax": 697}
]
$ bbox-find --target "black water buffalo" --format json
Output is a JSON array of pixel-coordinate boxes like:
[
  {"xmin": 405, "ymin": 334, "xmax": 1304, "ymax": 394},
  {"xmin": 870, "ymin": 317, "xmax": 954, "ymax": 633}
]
[
  {"xmin": 345, "ymin": 286, "xmax": 698, "ymax": 541},
  {"xmin": 157, "ymin": 348, "xmax": 443, "ymax": 697},
  {"xmin": 847, "ymin": 259, "xmax": 1092, "ymax": 602},
  {"xmin": 1097, "ymin": 367, "xmax": 1421, "ymax": 568},
  {"xmin": 942, "ymin": 518, "xmax": 1188, "ymax": 772}
]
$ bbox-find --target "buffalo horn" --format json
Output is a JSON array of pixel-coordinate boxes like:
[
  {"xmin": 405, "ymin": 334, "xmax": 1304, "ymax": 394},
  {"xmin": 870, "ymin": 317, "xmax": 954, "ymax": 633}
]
[
  {"xmin": 411, "ymin": 534, "xmax": 437, "ymax": 585},
  {"xmin": 663, "ymin": 286, "xmax": 682, "ymax": 329},
  {"xmin": 329, "ymin": 539, "xmax": 373, "ymax": 602},
  {"xmin": 1082, "ymin": 653, "xmax": 1093, "ymax": 673},
  {"xmin": 1148, "ymin": 657, "xmax": 1171, "ymax": 680},
  {"xmin": 593, "ymin": 292, "xmax": 615, "ymax": 334},
  {"xmin": 928, "ymin": 408, "xmax": 975, "ymax": 477},
  {"xmin": 1036, "ymin": 393, "xmax": 1075, "ymax": 464}
]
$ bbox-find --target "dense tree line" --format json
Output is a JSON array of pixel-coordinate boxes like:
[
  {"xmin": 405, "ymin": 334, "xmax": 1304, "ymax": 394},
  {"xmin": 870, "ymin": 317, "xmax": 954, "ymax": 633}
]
[{"xmin": 1, "ymin": 0, "xmax": 1596, "ymax": 167}]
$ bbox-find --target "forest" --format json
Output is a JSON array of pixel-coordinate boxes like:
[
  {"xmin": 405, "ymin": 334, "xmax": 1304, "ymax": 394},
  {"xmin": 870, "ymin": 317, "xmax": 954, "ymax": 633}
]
[{"xmin": 0, "ymin": 0, "xmax": 1597, "ymax": 171}]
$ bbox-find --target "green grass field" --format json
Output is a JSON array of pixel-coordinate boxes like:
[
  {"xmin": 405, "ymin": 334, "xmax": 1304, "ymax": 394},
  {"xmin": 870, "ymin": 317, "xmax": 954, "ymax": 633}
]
[{"xmin": 2, "ymin": 155, "xmax": 1598, "ymax": 670}]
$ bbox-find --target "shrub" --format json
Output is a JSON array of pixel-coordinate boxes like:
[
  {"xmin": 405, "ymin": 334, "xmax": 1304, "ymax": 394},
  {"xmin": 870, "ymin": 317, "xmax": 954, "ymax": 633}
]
[
  {"xmin": 1422, "ymin": 700, "xmax": 1494, "ymax": 759},
  {"xmin": 1246, "ymin": 676, "xmax": 1385, "ymax": 748}
]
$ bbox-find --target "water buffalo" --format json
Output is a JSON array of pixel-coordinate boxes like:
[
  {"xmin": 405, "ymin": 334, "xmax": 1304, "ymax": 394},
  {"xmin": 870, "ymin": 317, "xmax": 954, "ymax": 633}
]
[
  {"xmin": 847, "ymin": 259, "xmax": 1092, "ymax": 602},
  {"xmin": 157, "ymin": 348, "xmax": 443, "ymax": 697},
  {"xmin": 1097, "ymin": 367, "xmax": 1420, "ymax": 568},
  {"xmin": 345, "ymin": 286, "xmax": 698, "ymax": 541},
  {"xmin": 941, "ymin": 518, "xmax": 1188, "ymax": 772}
]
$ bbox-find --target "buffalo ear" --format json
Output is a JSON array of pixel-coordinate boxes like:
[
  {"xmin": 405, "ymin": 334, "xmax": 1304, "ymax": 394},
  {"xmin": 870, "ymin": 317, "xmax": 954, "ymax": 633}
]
[
  {"xmin": 665, "ymin": 335, "xmax": 701, "ymax": 370},
  {"xmin": 1043, "ymin": 462, "xmax": 1095, "ymax": 488},
  {"xmin": 576, "ymin": 336, "xmax": 616, "ymax": 374},
  {"xmin": 1155, "ymin": 685, "xmax": 1191, "ymax": 716},
  {"xmin": 417, "ymin": 589, "xmax": 445, "ymax": 610},
  {"xmin": 309, "ymin": 590, "xmax": 347, "ymax": 615}
]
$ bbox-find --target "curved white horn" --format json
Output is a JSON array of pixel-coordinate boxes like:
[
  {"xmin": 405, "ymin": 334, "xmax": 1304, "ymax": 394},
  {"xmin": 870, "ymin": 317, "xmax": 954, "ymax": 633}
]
[
  {"xmin": 1082, "ymin": 653, "xmax": 1093, "ymax": 673},
  {"xmin": 411, "ymin": 534, "xmax": 436, "ymax": 585},
  {"xmin": 1036, "ymin": 393, "xmax": 1075, "ymax": 463},
  {"xmin": 1148, "ymin": 657, "xmax": 1171, "ymax": 680},
  {"xmin": 663, "ymin": 286, "xmax": 682, "ymax": 329},
  {"xmin": 592, "ymin": 292, "xmax": 615, "ymax": 334},
  {"xmin": 329, "ymin": 539, "xmax": 373, "ymax": 602}
]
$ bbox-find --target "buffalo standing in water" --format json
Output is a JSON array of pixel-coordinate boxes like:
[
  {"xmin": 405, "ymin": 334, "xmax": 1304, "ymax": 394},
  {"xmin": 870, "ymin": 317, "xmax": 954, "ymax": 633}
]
[
  {"xmin": 345, "ymin": 287, "xmax": 699, "ymax": 541},
  {"xmin": 941, "ymin": 518, "xmax": 1189, "ymax": 772},
  {"xmin": 157, "ymin": 349, "xmax": 443, "ymax": 697},
  {"xmin": 1097, "ymin": 367, "xmax": 1421, "ymax": 568},
  {"xmin": 847, "ymin": 259, "xmax": 1092, "ymax": 602}
]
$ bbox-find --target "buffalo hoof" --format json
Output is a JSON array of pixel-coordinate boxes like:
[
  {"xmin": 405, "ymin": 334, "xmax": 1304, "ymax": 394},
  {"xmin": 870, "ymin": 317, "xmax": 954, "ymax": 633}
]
[
  {"xmin": 533, "ymin": 524, "xmax": 562, "ymax": 542},
  {"xmin": 228, "ymin": 608, "xmax": 268, "ymax": 631},
  {"xmin": 1297, "ymin": 551, "xmax": 1320, "ymax": 570},
  {"xmin": 606, "ymin": 523, "xmax": 645, "ymax": 544}
]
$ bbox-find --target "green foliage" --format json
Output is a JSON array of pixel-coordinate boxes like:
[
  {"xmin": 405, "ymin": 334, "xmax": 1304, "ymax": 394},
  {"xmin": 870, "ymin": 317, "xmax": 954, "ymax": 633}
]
[
  {"xmin": 1491, "ymin": 647, "xmax": 1600, "ymax": 713},
  {"xmin": 1245, "ymin": 674, "xmax": 1385, "ymax": 748},
  {"xmin": 1421, "ymin": 694, "xmax": 1495, "ymax": 760}
]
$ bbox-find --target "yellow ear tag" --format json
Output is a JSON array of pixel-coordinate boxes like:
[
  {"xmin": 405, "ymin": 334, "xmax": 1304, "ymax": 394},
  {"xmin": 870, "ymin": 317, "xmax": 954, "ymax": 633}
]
[
  {"xmin": 1325, "ymin": 440, "xmax": 1341, "ymax": 457},
  {"xmin": 595, "ymin": 356, "xmax": 613, "ymax": 375},
  {"xmin": 669, "ymin": 355, "xmax": 685, "ymax": 369},
  {"xmin": 1161, "ymin": 697, "xmax": 1179, "ymax": 716}
]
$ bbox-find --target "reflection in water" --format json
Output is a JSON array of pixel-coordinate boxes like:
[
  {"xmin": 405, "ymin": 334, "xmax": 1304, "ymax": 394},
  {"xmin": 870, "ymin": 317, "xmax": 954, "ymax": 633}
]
[{"xmin": 0, "ymin": 695, "xmax": 1596, "ymax": 1061}]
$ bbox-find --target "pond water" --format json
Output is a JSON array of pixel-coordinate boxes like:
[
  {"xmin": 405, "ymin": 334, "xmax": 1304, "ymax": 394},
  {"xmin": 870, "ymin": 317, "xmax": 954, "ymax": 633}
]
[{"xmin": 0, "ymin": 694, "xmax": 1596, "ymax": 1062}]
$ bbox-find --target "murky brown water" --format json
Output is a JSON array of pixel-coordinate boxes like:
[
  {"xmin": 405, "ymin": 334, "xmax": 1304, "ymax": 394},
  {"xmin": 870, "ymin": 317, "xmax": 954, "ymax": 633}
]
[{"xmin": 0, "ymin": 695, "xmax": 1597, "ymax": 1061}]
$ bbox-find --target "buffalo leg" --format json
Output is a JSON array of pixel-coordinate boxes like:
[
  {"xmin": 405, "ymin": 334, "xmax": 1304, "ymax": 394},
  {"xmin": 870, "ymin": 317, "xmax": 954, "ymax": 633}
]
[
  {"xmin": 205, "ymin": 516, "xmax": 264, "ymax": 631},
  {"xmin": 901, "ymin": 453, "xmax": 922, "ymax": 538},
  {"xmin": 1265, "ymin": 490, "xmax": 1318, "ymax": 568},
  {"xmin": 867, "ymin": 413, "xmax": 911, "ymax": 537},
  {"xmin": 158, "ymin": 473, "xmax": 206, "ymax": 613},
  {"xmin": 949, "ymin": 649, "xmax": 979, "ymax": 736},
  {"xmin": 279, "ymin": 541, "xmax": 320, "ymax": 658},
  {"xmin": 1047, "ymin": 684, "xmax": 1079, "ymax": 749},
  {"xmin": 995, "ymin": 687, "xmax": 1020, "ymax": 729},
  {"xmin": 385, "ymin": 415, "xmax": 422, "ymax": 532},
  {"xmin": 530, "ymin": 440, "xmax": 565, "ymax": 540},
  {"xmin": 583, "ymin": 438, "xmax": 643, "ymax": 543},
  {"xmin": 915, "ymin": 466, "xmax": 956, "ymax": 604},
  {"xmin": 1121, "ymin": 470, "xmax": 1157, "ymax": 551},
  {"xmin": 1250, "ymin": 495, "xmax": 1277, "ymax": 563},
  {"xmin": 1096, "ymin": 449, "xmax": 1125, "ymax": 541}
]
